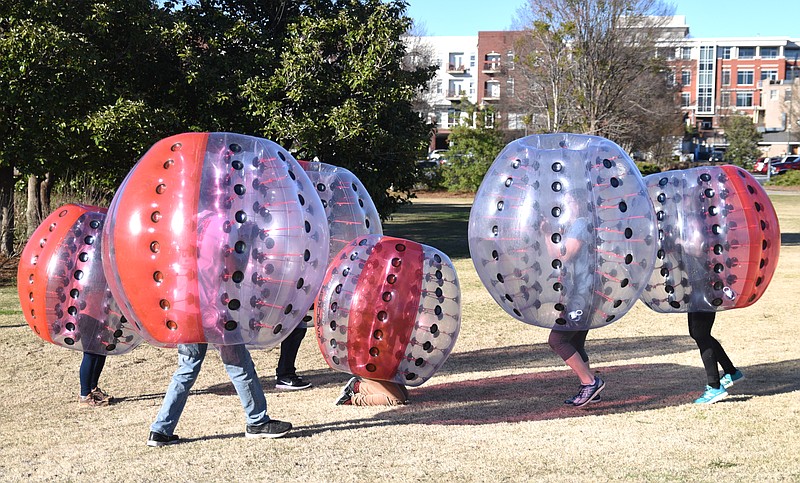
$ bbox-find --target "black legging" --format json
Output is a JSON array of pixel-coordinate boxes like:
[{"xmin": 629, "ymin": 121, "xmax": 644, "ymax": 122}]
[
  {"xmin": 688, "ymin": 312, "xmax": 736, "ymax": 388},
  {"xmin": 276, "ymin": 326, "xmax": 307, "ymax": 379},
  {"xmin": 548, "ymin": 329, "xmax": 589, "ymax": 363}
]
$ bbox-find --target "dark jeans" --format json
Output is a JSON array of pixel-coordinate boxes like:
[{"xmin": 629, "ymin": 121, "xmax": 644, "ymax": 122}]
[
  {"xmin": 688, "ymin": 312, "xmax": 737, "ymax": 388},
  {"xmin": 276, "ymin": 327, "xmax": 307, "ymax": 379},
  {"xmin": 79, "ymin": 352, "xmax": 106, "ymax": 397}
]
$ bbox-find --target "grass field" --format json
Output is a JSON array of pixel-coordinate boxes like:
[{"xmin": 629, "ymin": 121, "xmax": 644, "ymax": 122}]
[{"xmin": 0, "ymin": 193, "xmax": 798, "ymax": 482}]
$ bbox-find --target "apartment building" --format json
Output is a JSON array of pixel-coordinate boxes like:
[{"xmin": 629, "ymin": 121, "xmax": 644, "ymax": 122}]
[
  {"xmin": 412, "ymin": 18, "xmax": 800, "ymax": 158},
  {"xmin": 670, "ymin": 37, "xmax": 800, "ymax": 157}
]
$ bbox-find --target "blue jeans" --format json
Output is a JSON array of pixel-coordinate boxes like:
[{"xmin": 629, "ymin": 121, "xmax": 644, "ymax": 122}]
[
  {"xmin": 79, "ymin": 352, "xmax": 106, "ymax": 397},
  {"xmin": 150, "ymin": 344, "xmax": 269, "ymax": 436}
]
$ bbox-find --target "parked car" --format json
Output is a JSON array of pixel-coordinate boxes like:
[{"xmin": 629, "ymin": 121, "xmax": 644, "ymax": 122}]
[
  {"xmin": 769, "ymin": 155, "xmax": 800, "ymax": 175},
  {"xmin": 753, "ymin": 156, "xmax": 781, "ymax": 174},
  {"xmin": 428, "ymin": 149, "xmax": 450, "ymax": 165},
  {"xmin": 709, "ymin": 150, "xmax": 726, "ymax": 163}
]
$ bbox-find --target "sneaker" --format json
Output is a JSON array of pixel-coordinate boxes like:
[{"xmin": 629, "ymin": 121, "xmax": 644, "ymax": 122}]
[
  {"xmin": 334, "ymin": 377, "xmax": 358, "ymax": 405},
  {"xmin": 79, "ymin": 394, "xmax": 108, "ymax": 407},
  {"xmin": 693, "ymin": 385, "xmax": 728, "ymax": 404},
  {"xmin": 720, "ymin": 370, "xmax": 745, "ymax": 389},
  {"xmin": 91, "ymin": 387, "xmax": 113, "ymax": 404},
  {"xmin": 564, "ymin": 393, "xmax": 601, "ymax": 405},
  {"xmin": 275, "ymin": 375, "xmax": 312, "ymax": 391},
  {"xmin": 147, "ymin": 431, "xmax": 180, "ymax": 447},
  {"xmin": 245, "ymin": 420, "xmax": 292, "ymax": 439},
  {"xmin": 572, "ymin": 376, "xmax": 605, "ymax": 407}
]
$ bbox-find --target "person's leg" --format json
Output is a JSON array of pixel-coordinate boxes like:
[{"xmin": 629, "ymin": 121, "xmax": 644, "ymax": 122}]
[
  {"xmin": 79, "ymin": 352, "xmax": 94, "ymax": 398},
  {"xmin": 89, "ymin": 354, "xmax": 106, "ymax": 390},
  {"xmin": 688, "ymin": 312, "xmax": 722, "ymax": 388},
  {"xmin": 219, "ymin": 344, "xmax": 269, "ymax": 426},
  {"xmin": 275, "ymin": 326, "xmax": 307, "ymax": 380},
  {"xmin": 150, "ymin": 344, "xmax": 207, "ymax": 436},
  {"xmin": 548, "ymin": 330, "xmax": 594, "ymax": 385},
  {"xmin": 351, "ymin": 379, "xmax": 408, "ymax": 406}
]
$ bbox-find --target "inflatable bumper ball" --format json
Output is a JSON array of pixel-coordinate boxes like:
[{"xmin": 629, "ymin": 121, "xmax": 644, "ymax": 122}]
[
  {"xmin": 17, "ymin": 204, "xmax": 141, "ymax": 355},
  {"xmin": 468, "ymin": 133, "xmax": 657, "ymax": 330},
  {"xmin": 102, "ymin": 133, "xmax": 329, "ymax": 348},
  {"xmin": 316, "ymin": 235, "xmax": 460, "ymax": 387},
  {"xmin": 640, "ymin": 165, "xmax": 780, "ymax": 312}
]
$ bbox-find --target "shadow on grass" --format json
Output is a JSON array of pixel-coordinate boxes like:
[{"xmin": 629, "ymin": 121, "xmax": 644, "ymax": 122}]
[{"xmin": 286, "ymin": 358, "xmax": 799, "ymax": 436}]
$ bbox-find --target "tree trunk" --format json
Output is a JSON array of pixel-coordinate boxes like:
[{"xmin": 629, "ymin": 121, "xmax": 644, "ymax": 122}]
[
  {"xmin": 0, "ymin": 165, "xmax": 15, "ymax": 256},
  {"xmin": 26, "ymin": 174, "xmax": 41, "ymax": 238},
  {"xmin": 39, "ymin": 171, "xmax": 53, "ymax": 217}
]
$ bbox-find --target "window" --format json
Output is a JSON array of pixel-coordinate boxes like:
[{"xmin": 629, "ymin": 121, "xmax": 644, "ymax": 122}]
[
  {"xmin": 721, "ymin": 70, "xmax": 731, "ymax": 85},
  {"xmin": 507, "ymin": 50, "xmax": 515, "ymax": 70},
  {"xmin": 737, "ymin": 70, "xmax": 754, "ymax": 85},
  {"xmin": 720, "ymin": 92, "xmax": 730, "ymax": 108},
  {"xmin": 681, "ymin": 70, "xmax": 691, "ymax": 85},
  {"xmin": 787, "ymin": 89, "xmax": 793, "ymax": 103},
  {"xmin": 447, "ymin": 108, "xmax": 461, "ymax": 127},
  {"xmin": 680, "ymin": 47, "xmax": 691, "ymax": 60},
  {"xmin": 720, "ymin": 47, "xmax": 731, "ymax": 60},
  {"xmin": 506, "ymin": 78, "xmax": 515, "ymax": 96},
  {"xmin": 738, "ymin": 47, "xmax": 755, "ymax": 59},
  {"xmin": 448, "ymin": 52, "xmax": 465, "ymax": 71},
  {"xmin": 485, "ymin": 80, "xmax": 500, "ymax": 98},
  {"xmin": 770, "ymin": 90, "xmax": 777, "ymax": 100},
  {"xmin": 760, "ymin": 47, "xmax": 778, "ymax": 59},
  {"xmin": 736, "ymin": 92, "xmax": 753, "ymax": 107},
  {"xmin": 484, "ymin": 111, "xmax": 495, "ymax": 128},
  {"xmin": 681, "ymin": 93, "xmax": 691, "ymax": 107},
  {"xmin": 507, "ymin": 113, "xmax": 525, "ymax": 130},
  {"xmin": 470, "ymin": 54, "xmax": 476, "ymax": 67},
  {"xmin": 469, "ymin": 81, "xmax": 475, "ymax": 95},
  {"xmin": 761, "ymin": 69, "xmax": 778, "ymax": 81},
  {"xmin": 667, "ymin": 71, "xmax": 676, "ymax": 86},
  {"xmin": 435, "ymin": 81, "xmax": 442, "ymax": 95}
]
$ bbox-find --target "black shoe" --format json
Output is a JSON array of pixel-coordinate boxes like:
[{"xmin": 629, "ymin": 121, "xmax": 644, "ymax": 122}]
[
  {"xmin": 334, "ymin": 377, "xmax": 358, "ymax": 405},
  {"xmin": 275, "ymin": 375, "xmax": 312, "ymax": 391},
  {"xmin": 147, "ymin": 431, "xmax": 180, "ymax": 447},
  {"xmin": 245, "ymin": 420, "xmax": 292, "ymax": 439}
]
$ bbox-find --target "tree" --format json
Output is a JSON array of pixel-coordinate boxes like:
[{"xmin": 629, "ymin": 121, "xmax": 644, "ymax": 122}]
[
  {"xmin": 442, "ymin": 102, "xmax": 506, "ymax": 192},
  {"xmin": 242, "ymin": 0, "xmax": 434, "ymax": 218},
  {"xmin": 514, "ymin": 0, "xmax": 682, "ymax": 149},
  {"xmin": 722, "ymin": 115, "xmax": 761, "ymax": 167}
]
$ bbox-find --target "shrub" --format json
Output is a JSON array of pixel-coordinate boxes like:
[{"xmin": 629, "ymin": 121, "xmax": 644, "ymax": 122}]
[
  {"xmin": 765, "ymin": 170, "xmax": 800, "ymax": 187},
  {"xmin": 636, "ymin": 162, "xmax": 661, "ymax": 176}
]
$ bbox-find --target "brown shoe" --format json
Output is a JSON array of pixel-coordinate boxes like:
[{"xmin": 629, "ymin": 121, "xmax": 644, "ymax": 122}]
[
  {"xmin": 91, "ymin": 387, "xmax": 113, "ymax": 405},
  {"xmin": 79, "ymin": 395, "xmax": 107, "ymax": 407}
]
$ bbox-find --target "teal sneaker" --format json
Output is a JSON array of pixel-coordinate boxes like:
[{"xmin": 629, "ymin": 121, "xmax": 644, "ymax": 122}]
[
  {"xmin": 694, "ymin": 385, "xmax": 728, "ymax": 404},
  {"xmin": 720, "ymin": 370, "xmax": 745, "ymax": 389}
]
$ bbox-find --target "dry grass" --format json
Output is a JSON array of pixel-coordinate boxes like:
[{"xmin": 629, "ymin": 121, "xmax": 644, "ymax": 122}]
[{"xmin": 1, "ymin": 194, "xmax": 799, "ymax": 482}]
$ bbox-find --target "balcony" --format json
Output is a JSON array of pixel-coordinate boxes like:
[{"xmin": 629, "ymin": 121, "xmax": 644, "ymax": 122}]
[
  {"xmin": 483, "ymin": 90, "xmax": 500, "ymax": 101},
  {"xmin": 446, "ymin": 89, "xmax": 468, "ymax": 100},
  {"xmin": 482, "ymin": 62, "xmax": 502, "ymax": 74},
  {"xmin": 447, "ymin": 64, "xmax": 468, "ymax": 75}
]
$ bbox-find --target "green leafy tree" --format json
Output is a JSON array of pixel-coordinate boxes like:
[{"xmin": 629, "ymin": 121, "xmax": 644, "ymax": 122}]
[
  {"xmin": 442, "ymin": 102, "xmax": 506, "ymax": 192},
  {"xmin": 243, "ymin": 0, "xmax": 434, "ymax": 219},
  {"xmin": 722, "ymin": 115, "xmax": 761, "ymax": 167}
]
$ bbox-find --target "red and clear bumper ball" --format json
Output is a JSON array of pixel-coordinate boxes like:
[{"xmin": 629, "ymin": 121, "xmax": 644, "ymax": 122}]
[
  {"xmin": 316, "ymin": 235, "xmax": 461, "ymax": 387},
  {"xmin": 640, "ymin": 165, "xmax": 780, "ymax": 311},
  {"xmin": 17, "ymin": 204, "xmax": 142, "ymax": 355},
  {"xmin": 102, "ymin": 133, "xmax": 329, "ymax": 348}
]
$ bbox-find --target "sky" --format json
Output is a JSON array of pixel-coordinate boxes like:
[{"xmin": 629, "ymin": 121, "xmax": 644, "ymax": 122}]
[{"xmin": 405, "ymin": 0, "xmax": 799, "ymax": 38}]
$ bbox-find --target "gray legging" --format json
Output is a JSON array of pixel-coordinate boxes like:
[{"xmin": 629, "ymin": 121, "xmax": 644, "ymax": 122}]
[{"xmin": 548, "ymin": 329, "xmax": 589, "ymax": 362}]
